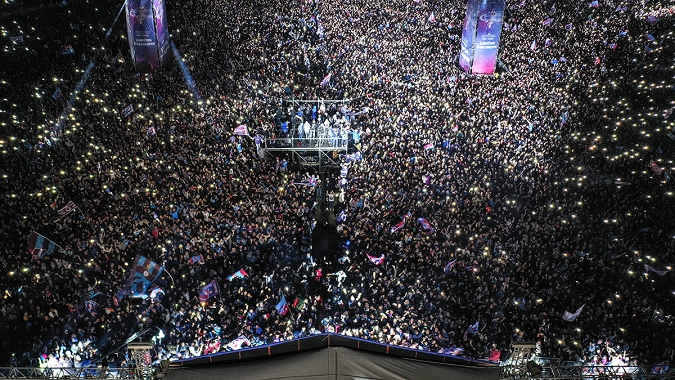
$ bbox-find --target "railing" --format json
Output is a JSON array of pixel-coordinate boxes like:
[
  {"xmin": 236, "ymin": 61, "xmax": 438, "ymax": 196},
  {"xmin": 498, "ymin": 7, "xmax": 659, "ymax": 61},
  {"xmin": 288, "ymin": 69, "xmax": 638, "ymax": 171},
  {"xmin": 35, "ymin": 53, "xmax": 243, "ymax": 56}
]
[
  {"xmin": 264, "ymin": 137, "xmax": 348, "ymax": 150},
  {"xmin": 500, "ymin": 361, "xmax": 675, "ymax": 379},
  {"xmin": 0, "ymin": 367, "xmax": 138, "ymax": 379}
]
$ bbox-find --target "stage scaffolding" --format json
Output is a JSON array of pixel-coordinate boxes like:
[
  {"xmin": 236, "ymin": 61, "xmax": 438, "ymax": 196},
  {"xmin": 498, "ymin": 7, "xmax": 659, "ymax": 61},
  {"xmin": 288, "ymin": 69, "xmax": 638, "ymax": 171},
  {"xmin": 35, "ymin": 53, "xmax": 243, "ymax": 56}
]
[{"xmin": 263, "ymin": 98, "xmax": 351, "ymax": 168}]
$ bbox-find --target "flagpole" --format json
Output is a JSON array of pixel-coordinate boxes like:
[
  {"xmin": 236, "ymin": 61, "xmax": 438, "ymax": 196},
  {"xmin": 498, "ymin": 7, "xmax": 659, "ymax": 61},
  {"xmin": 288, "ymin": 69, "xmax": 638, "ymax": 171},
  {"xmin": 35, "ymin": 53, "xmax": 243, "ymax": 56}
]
[
  {"xmin": 36, "ymin": 231, "xmax": 65, "ymax": 251},
  {"xmin": 76, "ymin": 206, "xmax": 87, "ymax": 219},
  {"xmin": 163, "ymin": 269, "xmax": 175, "ymax": 285}
]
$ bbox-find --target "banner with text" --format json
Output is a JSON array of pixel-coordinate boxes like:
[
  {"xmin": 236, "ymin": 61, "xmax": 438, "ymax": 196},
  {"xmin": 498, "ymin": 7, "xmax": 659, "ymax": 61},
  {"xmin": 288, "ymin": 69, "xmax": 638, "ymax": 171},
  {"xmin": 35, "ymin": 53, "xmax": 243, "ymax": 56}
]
[
  {"xmin": 471, "ymin": 0, "xmax": 505, "ymax": 74},
  {"xmin": 126, "ymin": 0, "xmax": 160, "ymax": 72}
]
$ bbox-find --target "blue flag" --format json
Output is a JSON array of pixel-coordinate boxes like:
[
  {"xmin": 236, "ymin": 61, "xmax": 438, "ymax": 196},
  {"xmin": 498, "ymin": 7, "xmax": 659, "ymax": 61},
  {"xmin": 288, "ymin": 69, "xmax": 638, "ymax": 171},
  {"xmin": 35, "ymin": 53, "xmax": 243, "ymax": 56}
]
[
  {"xmin": 27, "ymin": 231, "xmax": 57, "ymax": 259},
  {"xmin": 125, "ymin": 255, "xmax": 164, "ymax": 297},
  {"xmin": 276, "ymin": 294, "xmax": 289, "ymax": 315},
  {"xmin": 199, "ymin": 280, "xmax": 219, "ymax": 302}
]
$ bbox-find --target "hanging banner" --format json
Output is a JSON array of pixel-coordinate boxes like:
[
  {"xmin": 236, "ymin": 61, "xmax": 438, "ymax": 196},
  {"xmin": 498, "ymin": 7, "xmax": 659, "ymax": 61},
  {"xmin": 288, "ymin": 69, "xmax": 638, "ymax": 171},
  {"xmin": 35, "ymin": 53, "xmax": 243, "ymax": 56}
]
[
  {"xmin": 458, "ymin": 0, "xmax": 480, "ymax": 72},
  {"xmin": 126, "ymin": 0, "xmax": 170, "ymax": 72},
  {"xmin": 471, "ymin": 0, "xmax": 505, "ymax": 74},
  {"xmin": 153, "ymin": 0, "xmax": 171, "ymax": 68}
]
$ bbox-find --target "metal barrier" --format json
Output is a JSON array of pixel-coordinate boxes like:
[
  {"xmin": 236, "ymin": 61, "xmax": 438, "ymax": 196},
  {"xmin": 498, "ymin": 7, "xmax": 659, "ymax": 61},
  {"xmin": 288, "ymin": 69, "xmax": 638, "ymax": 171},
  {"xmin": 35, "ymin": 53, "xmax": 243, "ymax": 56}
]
[
  {"xmin": 0, "ymin": 367, "xmax": 137, "ymax": 379},
  {"xmin": 264, "ymin": 137, "xmax": 348, "ymax": 150}
]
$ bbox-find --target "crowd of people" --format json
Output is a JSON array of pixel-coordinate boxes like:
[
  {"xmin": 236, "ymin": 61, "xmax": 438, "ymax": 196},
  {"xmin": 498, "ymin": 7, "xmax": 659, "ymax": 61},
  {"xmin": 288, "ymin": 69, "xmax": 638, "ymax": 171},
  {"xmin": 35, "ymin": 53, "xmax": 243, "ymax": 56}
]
[{"xmin": 0, "ymin": 0, "xmax": 674, "ymax": 371}]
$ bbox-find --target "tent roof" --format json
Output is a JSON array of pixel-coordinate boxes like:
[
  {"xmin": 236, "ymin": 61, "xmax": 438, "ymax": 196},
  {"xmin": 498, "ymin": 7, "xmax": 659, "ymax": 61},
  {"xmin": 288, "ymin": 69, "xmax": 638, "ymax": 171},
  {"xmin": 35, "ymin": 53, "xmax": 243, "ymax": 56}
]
[{"xmin": 168, "ymin": 334, "xmax": 499, "ymax": 380}]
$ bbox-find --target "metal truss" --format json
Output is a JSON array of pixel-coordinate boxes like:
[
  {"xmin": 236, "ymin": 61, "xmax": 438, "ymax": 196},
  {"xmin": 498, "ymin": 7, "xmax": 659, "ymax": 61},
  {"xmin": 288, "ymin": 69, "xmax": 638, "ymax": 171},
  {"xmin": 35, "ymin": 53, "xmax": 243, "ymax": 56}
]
[
  {"xmin": 263, "ymin": 137, "xmax": 347, "ymax": 167},
  {"xmin": 0, "ymin": 367, "xmax": 136, "ymax": 379}
]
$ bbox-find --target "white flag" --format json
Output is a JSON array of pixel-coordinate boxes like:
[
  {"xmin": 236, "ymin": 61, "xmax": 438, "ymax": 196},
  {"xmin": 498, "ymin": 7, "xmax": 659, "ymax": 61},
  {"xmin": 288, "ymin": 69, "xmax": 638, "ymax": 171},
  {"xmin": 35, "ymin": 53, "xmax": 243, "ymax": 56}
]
[
  {"xmin": 562, "ymin": 304, "xmax": 585, "ymax": 322},
  {"xmin": 644, "ymin": 264, "xmax": 668, "ymax": 276}
]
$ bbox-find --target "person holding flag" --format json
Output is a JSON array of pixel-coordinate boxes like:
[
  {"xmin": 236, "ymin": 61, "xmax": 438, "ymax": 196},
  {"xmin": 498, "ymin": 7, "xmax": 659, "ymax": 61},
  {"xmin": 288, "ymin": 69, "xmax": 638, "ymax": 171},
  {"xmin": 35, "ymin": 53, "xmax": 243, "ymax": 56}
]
[
  {"xmin": 124, "ymin": 255, "xmax": 165, "ymax": 298},
  {"xmin": 199, "ymin": 280, "xmax": 220, "ymax": 302},
  {"xmin": 275, "ymin": 293, "xmax": 289, "ymax": 316},
  {"xmin": 227, "ymin": 268, "xmax": 249, "ymax": 281}
]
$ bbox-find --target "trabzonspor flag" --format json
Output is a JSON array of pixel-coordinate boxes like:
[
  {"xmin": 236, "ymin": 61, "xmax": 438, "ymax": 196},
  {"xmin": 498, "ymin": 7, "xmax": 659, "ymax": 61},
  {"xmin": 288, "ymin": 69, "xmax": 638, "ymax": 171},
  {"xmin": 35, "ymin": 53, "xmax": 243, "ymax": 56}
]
[
  {"xmin": 391, "ymin": 212, "xmax": 411, "ymax": 233},
  {"xmin": 417, "ymin": 218, "xmax": 435, "ymax": 234},
  {"xmin": 366, "ymin": 253, "xmax": 385, "ymax": 265},
  {"xmin": 199, "ymin": 280, "xmax": 220, "ymax": 302},
  {"xmin": 27, "ymin": 231, "xmax": 58, "ymax": 259},
  {"xmin": 125, "ymin": 255, "xmax": 164, "ymax": 297},
  {"xmin": 234, "ymin": 124, "xmax": 249, "ymax": 136},
  {"xmin": 227, "ymin": 268, "xmax": 249, "ymax": 281},
  {"xmin": 188, "ymin": 254, "xmax": 204, "ymax": 265},
  {"xmin": 276, "ymin": 294, "xmax": 289, "ymax": 315}
]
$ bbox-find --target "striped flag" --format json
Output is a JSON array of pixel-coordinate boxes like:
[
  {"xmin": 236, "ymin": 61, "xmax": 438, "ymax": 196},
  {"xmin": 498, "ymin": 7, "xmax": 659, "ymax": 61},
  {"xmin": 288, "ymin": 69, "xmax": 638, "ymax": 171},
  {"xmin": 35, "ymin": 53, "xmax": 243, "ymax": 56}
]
[
  {"xmin": 27, "ymin": 231, "xmax": 58, "ymax": 259},
  {"xmin": 320, "ymin": 73, "xmax": 332, "ymax": 86},
  {"xmin": 530, "ymin": 39, "xmax": 537, "ymax": 51},
  {"xmin": 444, "ymin": 259, "xmax": 457, "ymax": 273},
  {"xmin": 275, "ymin": 294, "xmax": 289, "ymax": 315},
  {"xmin": 124, "ymin": 255, "xmax": 164, "ymax": 297},
  {"xmin": 423, "ymin": 142, "xmax": 434, "ymax": 150},
  {"xmin": 57, "ymin": 200, "xmax": 77, "ymax": 216},
  {"xmin": 234, "ymin": 124, "xmax": 249, "ymax": 136},
  {"xmin": 366, "ymin": 253, "xmax": 385, "ymax": 265},
  {"xmin": 650, "ymin": 160, "xmax": 663, "ymax": 175},
  {"xmin": 417, "ymin": 217, "xmax": 435, "ymax": 234},
  {"xmin": 391, "ymin": 212, "xmax": 411, "ymax": 233},
  {"xmin": 122, "ymin": 104, "xmax": 134, "ymax": 117},
  {"xmin": 227, "ymin": 268, "xmax": 249, "ymax": 281},
  {"xmin": 188, "ymin": 254, "xmax": 204, "ymax": 265}
]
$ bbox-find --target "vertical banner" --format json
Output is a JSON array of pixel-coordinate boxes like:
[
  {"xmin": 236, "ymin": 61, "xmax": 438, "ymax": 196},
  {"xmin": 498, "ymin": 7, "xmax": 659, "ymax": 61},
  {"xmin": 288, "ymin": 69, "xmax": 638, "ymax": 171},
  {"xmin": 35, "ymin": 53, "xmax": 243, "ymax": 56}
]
[
  {"xmin": 471, "ymin": 0, "xmax": 504, "ymax": 74},
  {"xmin": 458, "ymin": 0, "xmax": 479, "ymax": 72},
  {"xmin": 153, "ymin": 0, "xmax": 171, "ymax": 68},
  {"xmin": 126, "ymin": 0, "xmax": 160, "ymax": 72}
]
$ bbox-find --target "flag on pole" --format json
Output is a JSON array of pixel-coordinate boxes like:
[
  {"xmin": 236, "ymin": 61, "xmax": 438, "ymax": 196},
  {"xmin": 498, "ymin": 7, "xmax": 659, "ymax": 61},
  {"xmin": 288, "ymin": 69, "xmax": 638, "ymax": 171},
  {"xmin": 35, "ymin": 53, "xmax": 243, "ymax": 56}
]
[
  {"xmin": 113, "ymin": 288, "xmax": 124, "ymax": 307},
  {"xmin": 417, "ymin": 218, "xmax": 435, "ymax": 234},
  {"xmin": 226, "ymin": 336, "xmax": 251, "ymax": 350},
  {"xmin": 27, "ymin": 231, "xmax": 58, "ymax": 259},
  {"xmin": 199, "ymin": 280, "xmax": 220, "ymax": 302},
  {"xmin": 530, "ymin": 39, "xmax": 537, "ymax": 51},
  {"xmin": 124, "ymin": 255, "xmax": 164, "ymax": 297},
  {"xmin": 122, "ymin": 104, "xmax": 134, "ymax": 117},
  {"xmin": 149, "ymin": 285, "xmax": 165, "ymax": 301},
  {"xmin": 366, "ymin": 253, "xmax": 385, "ymax": 265},
  {"xmin": 275, "ymin": 294, "xmax": 289, "ymax": 315},
  {"xmin": 464, "ymin": 320, "xmax": 479, "ymax": 339},
  {"xmin": 423, "ymin": 142, "xmax": 434, "ymax": 150},
  {"xmin": 227, "ymin": 268, "xmax": 249, "ymax": 281},
  {"xmin": 644, "ymin": 264, "xmax": 668, "ymax": 276},
  {"xmin": 234, "ymin": 124, "xmax": 249, "ymax": 136},
  {"xmin": 57, "ymin": 200, "xmax": 78, "ymax": 216},
  {"xmin": 444, "ymin": 259, "xmax": 457, "ymax": 273},
  {"xmin": 84, "ymin": 300, "xmax": 98, "ymax": 314},
  {"xmin": 390, "ymin": 212, "xmax": 411, "ymax": 233},
  {"xmin": 650, "ymin": 160, "xmax": 663, "ymax": 175},
  {"xmin": 61, "ymin": 45, "xmax": 75, "ymax": 55},
  {"xmin": 320, "ymin": 73, "xmax": 332, "ymax": 86},
  {"xmin": 52, "ymin": 87, "xmax": 63, "ymax": 100},
  {"xmin": 188, "ymin": 254, "xmax": 204, "ymax": 265},
  {"xmin": 562, "ymin": 304, "xmax": 585, "ymax": 321}
]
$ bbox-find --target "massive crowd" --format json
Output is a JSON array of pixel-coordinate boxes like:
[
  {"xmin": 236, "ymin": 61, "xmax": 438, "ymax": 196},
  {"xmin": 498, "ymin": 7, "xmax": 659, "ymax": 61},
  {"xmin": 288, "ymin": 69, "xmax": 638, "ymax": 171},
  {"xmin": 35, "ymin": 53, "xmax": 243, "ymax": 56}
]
[{"xmin": 0, "ymin": 0, "xmax": 674, "ymax": 370}]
